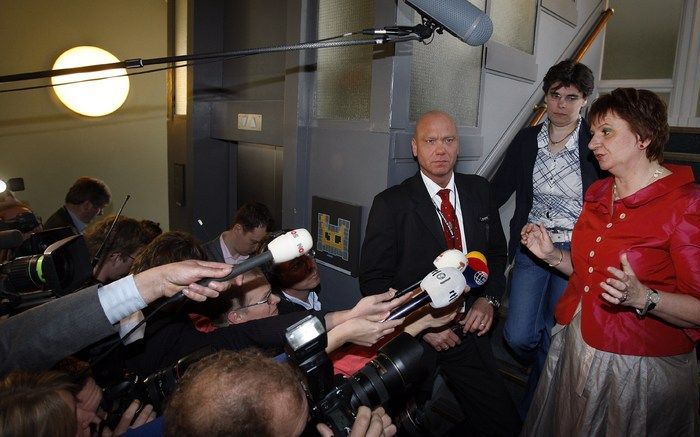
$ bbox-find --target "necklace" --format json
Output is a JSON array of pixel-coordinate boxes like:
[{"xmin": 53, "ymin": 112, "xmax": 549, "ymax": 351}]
[
  {"xmin": 548, "ymin": 123, "xmax": 578, "ymax": 145},
  {"xmin": 612, "ymin": 165, "xmax": 664, "ymax": 201}
]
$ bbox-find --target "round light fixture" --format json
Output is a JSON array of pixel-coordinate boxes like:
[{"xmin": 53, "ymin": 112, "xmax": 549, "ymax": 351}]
[{"xmin": 51, "ymin": 46, "xmax": 130, "ymax": 117}]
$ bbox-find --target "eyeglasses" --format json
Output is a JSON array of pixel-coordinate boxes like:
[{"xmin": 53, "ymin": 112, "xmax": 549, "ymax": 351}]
[
  {"xmin": 546, "ymin": 91, "xmax": 583, "ymax": 104},
  {"xmin": 238, "ymin": 288, "xmax": 274, "ymax": 310}
]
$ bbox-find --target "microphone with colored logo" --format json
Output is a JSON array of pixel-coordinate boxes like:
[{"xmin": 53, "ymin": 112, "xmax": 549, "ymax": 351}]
[
  {"xmin": 395, "ymin": 249, "xmax": 468, "ymax": 298},
  {"xmin": 464, "ymin": 251, "xmax": 489, "ymax": 288},
  {"xmin": 384, "ymin": 266, "xmax": 467, "ymax": 322}
]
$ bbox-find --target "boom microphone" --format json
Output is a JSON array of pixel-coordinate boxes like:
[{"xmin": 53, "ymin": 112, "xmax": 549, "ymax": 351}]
[
  {"xmin": 464, "ymin": 251, "xmax": 489, "ymax": 288},
  {"xmin": 385, "ymin": 267, "xmax": 467, "ymax": 321},
  {"xmin": 404, "ymin": 0, "xmax": 493, "ymax": 46}
]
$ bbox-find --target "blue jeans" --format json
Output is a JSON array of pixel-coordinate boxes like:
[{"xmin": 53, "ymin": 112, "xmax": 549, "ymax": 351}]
[{"xmin": 503, "ymin": 242, "xmax": 569, "ymax": 418}]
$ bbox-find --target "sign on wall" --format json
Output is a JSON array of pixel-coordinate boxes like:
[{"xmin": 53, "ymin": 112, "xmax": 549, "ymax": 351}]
[{"xmin": 311, "ymin": 196, "xmax": 362, "ymax": 277}]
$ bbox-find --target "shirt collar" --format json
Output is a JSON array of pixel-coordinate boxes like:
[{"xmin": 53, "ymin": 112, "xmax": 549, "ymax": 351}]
[
  {"xmin": 537, "ymin": 117, "xmax": 582, "ymax": 151},
  {"xmin": 66, "ymin": 207, "xmax": 88, "ymax": 233},
  {"xmin": 283, "ymin": 290, "xmax": 320, "ymax": 311},
  {"xmin": 420, "ymin": 171, "xmax": 456, "ymax": 200},
  {"xmin": 219, "ymin": 234, "xmax": 248, "ymax": 265}
]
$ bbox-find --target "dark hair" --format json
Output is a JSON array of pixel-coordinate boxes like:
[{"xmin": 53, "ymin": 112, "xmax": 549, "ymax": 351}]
[
  {"xmin": 588, "ymin": 88, "xmax": 668, "ymax": 163},
  {"xmin": 140, "ymin": 220, "xmax": 163, "ymax": 242},
  {"xmin": 233, "ymin": 202, "xmax": 274, "ymax": 232},
  {"xmin": 130, "ymin": 231, "xmax": 207, "ymax": 274},
  {"xmin": 64, "ymin": 177, "xmax": 111, "ymax": 207},
  {"xmin": 542, "ymin": 60, "xmax": 595, "ymax": 97},
  {"xmin": 164, "ymin": 349, "xmax": 305, "ymax": 437},
  {"xmin": 259, "ymin": 230, "xmax": 314, "ymax": 289},
  {"xmin": 84, "ymin": 215, "xmax": 150, "ymax": 261},
  {"xmin": 0, "ymin": 371, "xmax": 79, "ymax": 437}
]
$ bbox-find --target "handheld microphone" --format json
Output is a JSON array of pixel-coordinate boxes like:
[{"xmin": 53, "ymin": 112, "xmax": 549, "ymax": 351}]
[
  {"xmin": 464, "ymin": 251, "xmax": 489, "ymax": 288},
  {"xmin": 395, "ymin": 249, "xmax": 467, "ymax": 298},
  {"xmin": 385, "ymin": 267, "xmax": 467, "ymax": 321},
  {"xmin": 404, "ymin": 0, "xmax": 493, "ymax": 46},
  {"xmin": 169, "ymin": 228, "xmax": 314, "ymax": 303}
]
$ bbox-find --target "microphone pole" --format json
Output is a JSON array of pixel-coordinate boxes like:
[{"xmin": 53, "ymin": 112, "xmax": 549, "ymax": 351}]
[
  {"xmin": 91, "ymin": 194, "xmax": 131, "ymax": 268},
  {"xmin": 0, "ymin": 32, "xmax": 428, "ymax": 84}
]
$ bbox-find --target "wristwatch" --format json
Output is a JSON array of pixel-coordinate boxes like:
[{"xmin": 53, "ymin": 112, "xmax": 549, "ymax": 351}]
[
  {"xmin": 636, "ymin": 289, "xmax": 660, "ymax": 317},
  {"xmin": 483, "ymin": 295, "xmax": 501, "ymax": 309}
]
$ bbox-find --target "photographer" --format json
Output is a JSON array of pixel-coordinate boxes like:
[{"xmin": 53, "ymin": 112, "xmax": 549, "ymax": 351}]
[
  {"xmin": 0, "ymin": 259, "xmax": 237, "ymax": 375},
  {"xmin": 164, "ymin": 349, "xmax": 396, "ymax": 437}
]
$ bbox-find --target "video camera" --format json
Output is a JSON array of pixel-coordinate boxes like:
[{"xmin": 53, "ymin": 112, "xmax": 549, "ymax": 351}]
[
  {"xmin": 285, "ymin": 315, "xmax": 426, "ymax": 436},
  {"xmin": 0, "ymin": 211, "xmax": 41, "ymax": 234},
  {"xmin": 0, "ymin": 234, "xmax": 93, "ymax": 314},
  {"xmin": 101, "ymin": 346, "xmax": 215, "ymax": 429}
]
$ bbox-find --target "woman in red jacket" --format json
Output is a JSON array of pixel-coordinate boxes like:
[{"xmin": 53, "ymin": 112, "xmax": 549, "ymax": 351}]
[{"xmin": 520, "ymin": 88, "xmax": 700, "ymax": 436}]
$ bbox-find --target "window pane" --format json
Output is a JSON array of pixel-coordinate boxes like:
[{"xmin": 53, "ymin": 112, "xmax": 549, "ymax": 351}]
[
  {"xmin": 409, "ymin": 1, "xmax": 485, "ymax": 125},
  {"xmin": 602, "ymin": 0, "xmax": 683, "ymax": 80},
  {"xmin": 314, "ymin": 0, "xmax": 374, "ymax": 120},
  {"xmin": 490, "ymin": 0, "xmax": 537, "ymax": 55}
]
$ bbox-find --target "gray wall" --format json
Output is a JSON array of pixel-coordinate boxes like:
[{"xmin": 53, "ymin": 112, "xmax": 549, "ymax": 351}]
[{"xmin": 170, "ymin": 0, "xmax": 607, "ymax": 311}]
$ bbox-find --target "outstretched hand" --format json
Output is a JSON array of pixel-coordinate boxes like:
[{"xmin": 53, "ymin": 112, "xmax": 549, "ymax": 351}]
[
  {"xmin": 133, "ymin": 260, "xmax": 240, "ymax": 304},
  {"xmin": 350, "ymin": 290, "xmax": 412, "ymax": 321}
]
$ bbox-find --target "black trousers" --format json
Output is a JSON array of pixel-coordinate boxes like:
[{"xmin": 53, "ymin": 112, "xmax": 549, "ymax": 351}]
[{"xmin": 420, "ymin": 332, "xmax": 522, "ymax": 437}]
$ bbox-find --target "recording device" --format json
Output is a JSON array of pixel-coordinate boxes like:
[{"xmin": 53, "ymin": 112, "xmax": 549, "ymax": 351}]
[
  {"xmin": 15, "ymin": 227, "xmax": 75, "ymax": 257},
  {"xmin": 404, "ymin": 0, "xmax": 493, "ymax": 46},
  {"xmin": 102, "ymin": 346, "xmax": 215, "ymax": 428},
  {"xmin": 0, "ymin": 211, "xmax": 41, "ymax": 234},
  {"xmin": 285, "ymin": 315, "xmax": 426, "ymax": 436},
  {"xmin": 0, "ymin": 235, "xmax": 92, "ymax": 314},
  {"xmin": 464, "ymin": 251, "xmax": 489, "ymax": 288},
  {"xmin": 0, "ymin": 230, "xmax": 23, "ymax": 250},
  {"xmin": 193, "ymin": 228, "xmax": 313, "ymax": 288},
  {"xmin": 384, "ymin": 267, "xmax": 467, "ymax": 322},
  {"xmin": 395, "ymin": 249, "xmax": 467, "ymax": 298}
]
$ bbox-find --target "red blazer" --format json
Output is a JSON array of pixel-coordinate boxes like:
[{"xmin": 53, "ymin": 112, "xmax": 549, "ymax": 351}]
[{"xmin": 555, "ymin": 165, "xmax": 700, "ymax": 356}]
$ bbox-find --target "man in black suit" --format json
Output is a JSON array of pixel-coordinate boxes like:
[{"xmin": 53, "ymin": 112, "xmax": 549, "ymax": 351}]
[
  {"xmin": 360, "ymin": 110, "xmax": 520, "ymax": 435},
  {"xmin": 44, "ymin": 177, "xmax": 111, "ymax": 234}
]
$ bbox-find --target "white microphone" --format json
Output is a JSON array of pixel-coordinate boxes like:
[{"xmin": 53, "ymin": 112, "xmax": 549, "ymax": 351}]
[
  {"xmin": 198, "ymin": 228, "xmax": 313, "ymax": 285},
  {"xmin": 384, "ymin": 267, "xmax": 467, "ymax": 321},
  {"xmin": 404, "ymin": 0, "xmax": 493, "ymax": 46},
  {"xmin": 395, "ymin": 249, "xmax": 467, "ymax": 298}
]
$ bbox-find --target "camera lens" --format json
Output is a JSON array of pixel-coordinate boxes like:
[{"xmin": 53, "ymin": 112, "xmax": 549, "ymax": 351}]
[
  {"xmin": 1, "ymin": 255, "xmax": 45, "ymax": 292},
  {"xmin": 347, "ymin": 333, "xmax": 425, "ymax": 410}
]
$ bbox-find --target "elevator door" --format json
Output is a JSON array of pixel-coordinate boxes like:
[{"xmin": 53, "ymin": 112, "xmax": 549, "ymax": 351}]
[{"xmin": 237, "ymin": 142, "xmax": 283, "ymax": 229}]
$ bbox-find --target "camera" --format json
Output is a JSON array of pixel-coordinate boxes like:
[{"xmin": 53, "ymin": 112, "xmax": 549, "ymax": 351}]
[
  {"xmin": 0, "ymin": 211, "xmax": 41, "ymax": 234},
  {"xmin": 285, "ymin": 315, "xmax": 426, "ymax": 436},
  {"xmin": 0, "ymin": 234, "xmax": 92, "ymax": 314}
]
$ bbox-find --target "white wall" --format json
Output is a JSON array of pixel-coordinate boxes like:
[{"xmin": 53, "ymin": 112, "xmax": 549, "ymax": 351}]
[{"xmin": 0, "ymin": 0, "xmax": 168, "ymax": 227}]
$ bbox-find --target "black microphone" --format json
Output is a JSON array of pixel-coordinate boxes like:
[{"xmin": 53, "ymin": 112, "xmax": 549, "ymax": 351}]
[
  {"xmin": 384, "ymin": 267, "xmax": 467, "ymax": 321},
  {"xmin": 169, "ymin": 228, "xmax": 314, "ymax": 303},
  {"xmin": 404, "ymin": 0, "xmax": 493, "ymax": 46},
  {"xmin": 0, "ymin": 230, "xmax": 23, "ymax": 250}
]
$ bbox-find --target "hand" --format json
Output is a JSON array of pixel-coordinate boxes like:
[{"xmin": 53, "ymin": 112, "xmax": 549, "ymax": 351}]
[
  {"xmin": 317, "ymin": 406, "xmax": 396, "ymax": 437},
  {"xmin": 133, "ymin": 260, "xmax": 240, "ymax": 304},
  {"xmin": 336, "ymin": 316, "xmax": 405, "ymax": 347},
  {"xmin": 601, "ymin": 253, "xmax": 649, "ymax": 309},
  {"xmin": 520, "ymin": 223, "xmax": 557, "ymax": 262},
  {"xmin": 460, "ymin": 297, "xmax": 494, "ymax": 336},
  {"xmin": 350, "ymin": 290, "xmax": 412, "ymax": 321},
  {"xmin": 102, "ymin": 400, "xmax": 155, "ymax": 436},
  {"xmin": 404, "ymin": 305, "xmax": 459, "ymax": 336},
  {"xmin": 423, "ymin": 327, "xmax": 461, "ymax": 351}
]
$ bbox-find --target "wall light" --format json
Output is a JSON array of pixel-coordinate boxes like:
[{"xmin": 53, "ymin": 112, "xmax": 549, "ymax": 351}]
[{"xmin": 51, "ymin": 46, "xmax": 130, "ymax": 117}]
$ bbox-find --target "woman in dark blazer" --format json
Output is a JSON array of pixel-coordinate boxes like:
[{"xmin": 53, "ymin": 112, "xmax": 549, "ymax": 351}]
[{"xmin": 491, "ymin": 60, "xmax": 602, "ymax": 417}]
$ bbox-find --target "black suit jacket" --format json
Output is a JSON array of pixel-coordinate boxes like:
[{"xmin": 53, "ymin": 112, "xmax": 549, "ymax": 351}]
[
  {"xmin": 491, "ymin": 120, "xmax": 603, "ymax": 261},
  {"xmin": 202, "ymin": 235, "xmax": 225, "ymax": 263},
  {"xmin": 359, "ymin": 172, "xmax": 508, "ymax": 304},
  {"xmin": 44, "ymin": 205, "xmax": 79, "ymax": 234}
]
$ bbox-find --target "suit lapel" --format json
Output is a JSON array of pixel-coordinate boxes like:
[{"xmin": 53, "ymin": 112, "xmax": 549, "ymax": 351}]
[
  {"xmin": 407, "ymin": 174, "xmax": 448, "ymax": 250},
  {"xmin": 455, "ymin": 175, "xmax": 478, "ymax": 248}
]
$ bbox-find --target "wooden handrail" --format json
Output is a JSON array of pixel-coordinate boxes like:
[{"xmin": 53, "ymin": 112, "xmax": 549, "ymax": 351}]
[{"xmin": 529, "ymin": 8, "xmax": 615, "ymax": 126}]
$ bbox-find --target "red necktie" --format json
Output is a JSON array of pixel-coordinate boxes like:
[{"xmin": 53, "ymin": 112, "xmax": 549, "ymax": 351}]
[{"xmin": 437, "ymin": 189, "xmax": 462, "ymax": 251}]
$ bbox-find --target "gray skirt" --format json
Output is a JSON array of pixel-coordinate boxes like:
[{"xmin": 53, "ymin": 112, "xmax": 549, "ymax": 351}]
[{"xmin": 522, "ymin": 311, "xmax": 699, "ymax": 437}]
